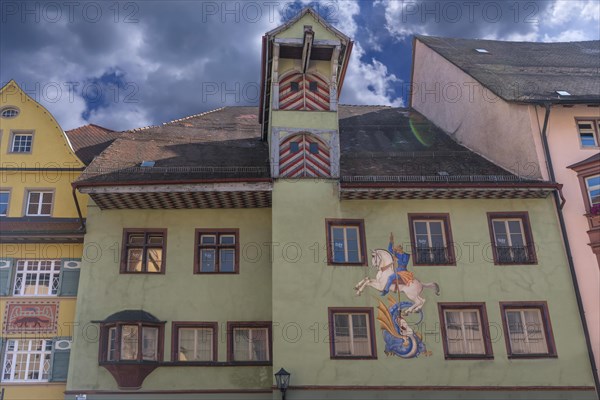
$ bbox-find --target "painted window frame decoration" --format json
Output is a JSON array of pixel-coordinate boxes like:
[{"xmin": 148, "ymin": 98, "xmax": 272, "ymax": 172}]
[
  {"xmin": 171, "ymin": 322, "xmax": 218, "ymax": 363},
  {"xmin": 328, "ymin": 307, "xmax": 377, "ymax": 360},
  {"xmin": 227, "ymin": 322, "xmax": 272, "ymax": 365},
  {"xmin": 25, "ymin": 190, "xmax": 53, "ymax": 217},
  {"xmin": 408, "ymin": 213, "xmax": 456, "ymax": 266},
  {"xmin": 576, "ymin": 119, "xmax": 600, "ymax": 148},
  {"xmin": 0, "ymin": 190, "xmax": 10, "ymax": 216},
  {"xmin": 9, "ymin": 131, "xmax": 33, "ymax": 153},
  {"xmin": 120, "ymin": 229, "xmax": 167, "ymax": 274},
  {"xmin": 500, "ymin": 301, "xmax": 557, "ymax": 358},
  {"xmin": 194, "ymin": 229, "xmax": 240, "ymax": 274},
  {"xmin": 13, "ymin": 260, "xmax": 61, "ymax": 296},
  {"xmin": 1, "ymin": 339, "xmax": 53, "ymax": 382},
  {"xmin": 487, "ymin": 212, "xmax": 537, "ymax": 265},
  {"xmin": 325, "ymin": 219, "xmax": 368, "ymax": 266},
  {"xmin": 438, "ymin": 303, "xmax": 493, "ymax": 360}
]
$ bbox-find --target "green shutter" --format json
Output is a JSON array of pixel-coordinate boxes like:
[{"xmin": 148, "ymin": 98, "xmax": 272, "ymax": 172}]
[
  {"xmin": 49, "ymin": 337, "xmax": 72, "ymax": 382},
  {"xmin": 0, "ymin": 258, "xmax": 15, "ymax": 296},
  {"xmin": 58, "ymin": 259, "xmax": 81, "ymax": 297}
]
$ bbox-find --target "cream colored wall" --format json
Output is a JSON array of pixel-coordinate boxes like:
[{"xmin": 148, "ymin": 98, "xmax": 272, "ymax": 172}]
[
  {"xmin": 411, "ymin": 40, "xmax": 546, "ymax": 180},
  {"xmin": 275, "ymin": 14, "xmax": 339, "ymax": 41},
  {"xmin": 537, "ymin": 104, "xmax": 600, "ymax": 375}
]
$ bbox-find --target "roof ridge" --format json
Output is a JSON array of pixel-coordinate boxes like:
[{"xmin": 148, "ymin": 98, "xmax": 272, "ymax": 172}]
[{"xmin": 128, "ymin": 107, "xmax": 227, "ymax": 132}]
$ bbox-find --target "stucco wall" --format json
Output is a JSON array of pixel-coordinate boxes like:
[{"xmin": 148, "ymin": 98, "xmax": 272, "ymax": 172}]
[
  {"xmin": 539, "ymin": 104, "xmax": 600, "ymax": 376},
  {"xmin": 67, "ymin": 205, "xmax": 273, "ymax": 392},
  {"xmin": 411, "ymin": 40, "xmax": 545, "ymax": 180},
  {"xmin": 271, "ymin": 180, "xmax": 594, "ymax": 392}
]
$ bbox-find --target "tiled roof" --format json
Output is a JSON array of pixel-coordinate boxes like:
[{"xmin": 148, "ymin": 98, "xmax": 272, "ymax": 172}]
[
  {"xmin": 568, "ymin": 153, "xmax": 600, "ymax": 170},
  {"xmin": 416, "ymin": 35, "xmax": 600, "ymax": 103},
  {"xmin": 0, "ymin": 218, "xmax": 84, "ymax": 243},
  {"xmin": 65, "ymin": 124, "xmax": 121, "ymax": 165},
  {"xmin": 76, "ymin": 106, "xmax": 540, "ymax": 185}
]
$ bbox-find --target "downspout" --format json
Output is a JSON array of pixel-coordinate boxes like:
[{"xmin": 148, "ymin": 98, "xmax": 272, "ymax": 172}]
[
  {"xmin": 72, "ymin": 187, "xmax": 85, "ymax": 232},
  {"xmin": 538, "ymin": 103, "xmax": 600, "ymax": 398}
]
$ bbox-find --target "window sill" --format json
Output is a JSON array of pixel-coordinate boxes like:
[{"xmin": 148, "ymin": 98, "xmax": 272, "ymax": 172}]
[
  {"xmin": 330, "ymin": 355, "xmax": 377, "ymax": 360},
  {"xmin": 193, "ymin": 271, "xmax": 239, "ymax": 275},
  {"xmin": 507, "ymin": 353, "xmax": 558, "ymax": 359},
  {"xmin": 413, "ymin": 262, "xmax": 456, "ymax": 267},
  {"xmin": 493, "ymin": 261, "xmax": 538, "ymax": 266},
  {"xmin": 327, "ymin": 261, "xmax": 367, "ymax": 267},
  {"xmin": 444, "ymin": 354, "xmax": 494, "ymax": 360}
]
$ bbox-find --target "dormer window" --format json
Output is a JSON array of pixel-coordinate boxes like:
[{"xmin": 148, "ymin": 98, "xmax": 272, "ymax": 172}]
[
  {"xmin": 475, "ymin": 48, "xmax": 489, "ymax": 54},
  {"xmin": 1, "ymin": 107, "xmax": 19, "ymax": 118}
]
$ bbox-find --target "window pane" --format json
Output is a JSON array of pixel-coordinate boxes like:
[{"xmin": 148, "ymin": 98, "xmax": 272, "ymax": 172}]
[
  {"xmin": 107, "ymin": 327, "xmax": 117, "ymax": 361},
  {"xmin": 127, "ymin": 249, "xmax": 143, "ymax": 272},
  {"xmin": 147, "ymin": 235, "xmax": 163, "ymax": 245},
  {"xmin": 220, "ymin": 235, "xmax": 235, "ymax": 245},
  {"xmin": 346, "ymin": 229, "xmax": 360, "ymax": 263},
  {"xmin": 309, "ymin": 142, "xmax": 319, "ymax": 154},
  {"xmin": 290, "ymin": 142, "xmax": 300, "ymax": 153},
  {"xmin": 250, "ymin": 329, "xmax": 268, "ymax": 361},
  {"xmin": 333, "ymin": 314, "xmax": 350, "ymax": 356},
  {"xmin": 120, "ymin": 325, "xmax": 138, "ymax": 360},
  {"xmin": 179, "ymin": 328, "xmax": 213, "ymax": 361},
  {"xmin": 0, "ymin": 192, "xmax": 9, "ymax": 215},
  {"xmin": 219, "ymin": 249, "xmax": 235, "ymax": 272},
  {"xmin": 128, "ymin": 234, "xmax": 145, "ymax": 245},
  {"xmin": 580, "ymin": 132, "xmax": 596, "ymax": 147},
  {"xmin": 414, "ymin": 221, "xmax": 427, "ymax": 235},
  {"xmin": 493, "ymin": 221, "xmax": 508, "ymax": 246},
  {"xmin": 201, "ymin": 235, "xmax": 216, "ymax": 245},
  {"xmin": 332, "ymin": 227, "xmax": 346, "ymax": 262},
  {"xmin": 142, "ymin": 327, "xmax": 158, "ymax": 360},
  {"xmin": 233, "ymin": 328, "xmax": 250, "ymax": 361},
  {"xmin": 200, "ymin": 249, "xmax": 216, "ymax": 272},
  {"xmin": 146, "ymin": 248, "xmax": 163, "ymax": 272},
  {"xmin": 429, "ymin": 221, "xmax": 443, "ymax": 235}
]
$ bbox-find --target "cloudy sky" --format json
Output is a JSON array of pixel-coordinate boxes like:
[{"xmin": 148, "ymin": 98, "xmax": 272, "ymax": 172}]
[{"xmin": 1, "ymin": 0, "xmax": 598, "ymax": 131}]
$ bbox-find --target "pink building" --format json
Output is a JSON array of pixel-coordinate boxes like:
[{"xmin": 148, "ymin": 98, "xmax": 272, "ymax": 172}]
[{"xmin": 410, "ymin": 36, "xmax": 600, "ymax": 383}]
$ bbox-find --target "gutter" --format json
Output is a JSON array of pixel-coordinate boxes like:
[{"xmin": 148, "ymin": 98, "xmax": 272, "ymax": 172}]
[
  {"xmin": 72, "ymin": 177, "xmax": 274, "ymax": 189},
  {"xmin": 537, "ymin": 103, "xmax": 600, "ymax": 398},
  {"xmin": 72, "ymin": 187, "xmax": 85, "ymax": 232}
]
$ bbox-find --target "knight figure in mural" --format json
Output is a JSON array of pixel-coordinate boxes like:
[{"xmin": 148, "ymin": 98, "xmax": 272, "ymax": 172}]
[{"xmin": 381, "ymin": 232, "xmax": 413, "ymax": 296}]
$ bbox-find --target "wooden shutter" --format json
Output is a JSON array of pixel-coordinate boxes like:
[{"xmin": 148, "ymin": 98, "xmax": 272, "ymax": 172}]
[
  {"xmin": 0, "ymin": 258, "xmax": 15, "ymax": 296},
  {"xmin": 58, "ymin": 259, "xmax": 81, "ymax": 296},
  {"xmin": 49, "ymin": 337, "xmax": 72, "ymax": 382}
]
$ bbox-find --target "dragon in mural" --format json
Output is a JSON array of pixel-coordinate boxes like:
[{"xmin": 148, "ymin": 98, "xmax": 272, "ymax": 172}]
[{"xmin": 377, "ymin": 297, "xmax": 430, "ymax": 358}]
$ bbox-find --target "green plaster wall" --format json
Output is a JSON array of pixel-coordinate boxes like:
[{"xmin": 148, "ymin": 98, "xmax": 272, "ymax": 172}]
[
  {"xmin": 275, "ymin": 14, "xmax": 339, "ymax": 41},
  {"xmin": 67, "ymin": 205, "xmax": 273, "ymax": 391},
  {"xmin": 271, "ymin": 180, "xmax": 595, "ymax": 389}
]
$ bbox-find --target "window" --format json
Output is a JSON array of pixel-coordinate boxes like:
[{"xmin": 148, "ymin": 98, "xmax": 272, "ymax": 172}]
[
  {"xmin": 1, "ymin": 107, "xmax": 20, "ymax": 119},
  {"xmin": 194, "ymin": 229, "xmax": 239, "ymax": 273},
  {"xmin": 0, "ymin": 191, "xmax": 9, "ymax": 215},
  {"xmin": 228, "ymin": 322, "xmax": 271, "ymax": 364},
  {"xmin": 408, "ymin": 214, "xmax": 455, "ymax": 265},
  {"xmin": 326, "ymin": 219, "xmax": 367, "ymax": 266},
  {"xmin": 438, "ymin": 303, "xmax": 493, "ymax": 359},
  {"xmin": 309, "ymin": 81, "xmax": 318, "ymax": 92},
  {"xmin": 172, "ymin": 322, "xmax": 217, "ymax": 362},
  {"xmin": 2, "ymin": 339, "xmax": 52, "ymax": 382},
  {"xmin": 577, "ymin": 120, "xmax": 599, "ymax": 147},
  {"xmin": 309, "ymin": 142, "xmax": 319, "ymax": 154},
  {"xmin": 328, "ymin": 308, "xmax": 376, "ymax": 359},
  {"xmin": 121, "ymin": 229, "xmax": 167, "ymax": 273},
  {"xmin": 500, "ymin": 302, "xmax": 556, "ymax": 358},
  {"xmin": 13, "ymin": 260, "xmax": 61, "ymax": 296},
  {"xmin": 585, "ymin": 175, "xmax": 600, "ymax": 207},
  {"xmin": 290, "ymin": 82, "xmax": 299, "ymax": 92},
  {"xmin": 488, "ymin": 212, "xmax": 536, "ymax": 264},
  {"xmin": 10, "ymin": 132, "xmax": 33, "ymax": 153},
  {"xmin": 26, "ymin": 191, "xmax": 53, "ymax": 216},
  {"xmin": 290, "ymin": 141, "xmax": 300, "ymax": 153}
]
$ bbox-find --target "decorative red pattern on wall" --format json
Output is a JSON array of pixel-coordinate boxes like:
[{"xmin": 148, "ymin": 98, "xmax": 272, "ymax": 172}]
[
  {"xmin": 279, "ymin": 71, "xmax": 330, "ymax": 111},
  {"xmin": 3, "ymin": 300, "xmax": 59, "ymax": 334},
  {"xmin": 279, "ymin": 134, "xmax": 331, "ymax": 177}
]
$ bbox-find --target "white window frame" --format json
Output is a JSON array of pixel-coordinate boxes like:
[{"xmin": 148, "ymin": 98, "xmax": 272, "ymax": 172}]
[
  {"xmin": 413, "ymin": 219, "xmax": 447, "ymax": 249},
  {"xmin": 576, "ymin": 120, "xmax": 600, "ymax": 148},
  {"xmin": 443, "ymin": 309, "xmax": 486, "ymax": 356},
  {"xmin": 0, "ymin": 190, "xmax": 10, "ymax": 216},
  {"xmin": 25, "ymin": 191, "xmax": 53, "ymax": 216},
  {"xmin": 2, "ymin": 339, "xmax": 52, "ymax": 382},
  {"xmin": 331, "ymin": 312, "xmax": 373, "ymax": 357},
  {"xmin": 232, "ymin": 327, "xmax": 270, "ymax": 362},
  {"xmin": 585, "ymin": 175, "xmax": 600, "ymax": 206},
  {"xmin": 10, "ymin": 132, "xmax": 33, "ymax": 153},
  {"xmin": 505, "ymin": 308, "xmax": 549, "ymax": 355},
  {"xmin": 13, "ymin": 259, "xmax": 61, "ymax": 296},
  {"xmin": 330, "ymin": 225, "xmax": 362, "ymax": 264},
  {"xmin": 492, "ymin": 219, "xmax": 526, "ymax": 248}
]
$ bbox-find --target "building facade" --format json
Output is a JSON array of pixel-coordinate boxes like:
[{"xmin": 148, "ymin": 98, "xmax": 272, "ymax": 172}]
[
  {"xmin": 411, "ymin": 36, "xmax": 600, "ymax": 383},
  {"xmin": 63, "ymin": 9, "xmax": 596, "ymax": 400}
]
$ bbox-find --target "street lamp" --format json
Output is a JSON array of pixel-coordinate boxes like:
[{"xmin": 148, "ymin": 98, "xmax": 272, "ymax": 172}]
[{"xmin": 274, "ymin": 368, "xmax": 291, "ymax": 400}]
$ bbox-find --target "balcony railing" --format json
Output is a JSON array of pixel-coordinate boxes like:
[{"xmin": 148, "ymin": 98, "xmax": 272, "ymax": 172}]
[
  {"xmin": 415, "ymin": 247, "xmax": 452, "ymax": 265},
  {"xmin": 495, "ymin": 245, "xmax": 534, "ymax": 264}
]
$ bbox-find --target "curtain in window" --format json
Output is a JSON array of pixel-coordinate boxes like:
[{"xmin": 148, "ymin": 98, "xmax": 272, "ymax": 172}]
[
  {"xmin": 179, "ymin": 328, "xmax": 213, "ymax": 361},
  {"xmin": 142, "ymin": 327, "xmax": 158, "ymax": 360},
  {"xmin": 120, "ymin": 326, "xmax": 138, "ymax": 360},
  {"xmin": 234, "ymin": 329, "xmax": 250, "ymax": 361},
  {"xmin": 351, "ymin": 314, "xmax": 370, "ymax": 356},
  {"xmin": 333, "ymin": 315, "xmax": 351, "ymax": 355}
]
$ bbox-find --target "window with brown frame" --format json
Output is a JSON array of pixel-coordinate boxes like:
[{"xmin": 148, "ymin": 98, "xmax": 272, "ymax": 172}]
[
  {"xmin": 227, "ymin": 322, "xmax": 272, "ymax": 364},
  {"xmin": 121, "ymin": 229, "xmax": 167, "ymax": 273},
  {"xmin": 325, "ymin": 219, "xmax": 368, "ymax": 266},
  {"xmin": 194, "ymin": 229, "xmax": 239, "ymax": 274},
  {"xmin": 171, "ymin": 322, "xmax": 218, "ymax": 363},
  {"xmin": 576, "ymin": 119, "xmax": 600, "ymax": 148},
  {"xmin": 328, "ymin": 307, "xmax": 377, "ymax": 359},
  {"xmin": 438, "ymin": 303, "xmax": 493, "ymax": 359},
  {"xmin": 99, "ymin": 322, "xmax": 164, "ymax": 362},
  {"xmin": 408, "ymin": 214, "xmax": 455, "ymax": 265},
  {"xmin": 487, "ymin": 212, "xmax": 536, "ymax": 265},
  {"xmin": 500, "ymin": 302, "xmax": 557, "ymax": 358}
]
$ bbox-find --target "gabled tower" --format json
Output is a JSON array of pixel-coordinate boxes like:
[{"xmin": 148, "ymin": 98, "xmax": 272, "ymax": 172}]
[{"xmin": 259, "ymin": 8, "xmax": 353, "ymax": 178}]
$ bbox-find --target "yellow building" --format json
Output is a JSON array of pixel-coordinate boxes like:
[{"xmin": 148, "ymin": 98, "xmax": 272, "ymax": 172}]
[{"xmin": 0, "ymin": 80, "xmax": 117, "ymax": 400}]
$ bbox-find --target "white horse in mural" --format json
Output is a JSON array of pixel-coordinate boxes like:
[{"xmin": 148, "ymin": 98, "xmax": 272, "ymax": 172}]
[{"xmin": 354, "ymin": 249, "xmax": 440, "ymax": 314}]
